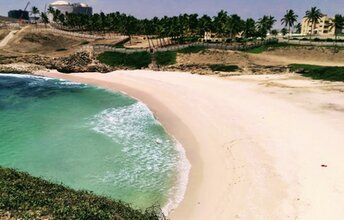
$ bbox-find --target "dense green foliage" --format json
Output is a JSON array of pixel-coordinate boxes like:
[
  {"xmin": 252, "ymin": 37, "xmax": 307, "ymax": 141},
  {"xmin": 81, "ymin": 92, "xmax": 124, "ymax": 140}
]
[
  {"xmin": 97, "ymin": 51, "xmax": 152, "ymax": 69},
  {"xmin": 42, "ymin": 8, "xmax": 277, "ymax": 42},
  {"xmin": 155, "ymin": 51, "xmax": 177, "ymax": 66},
  {"xmin": 177, "ymin": 46, "xmax": 206, "ymax": 54},
  {"xmin": 56, "ymin": 48, "xmax": 68, "ymax": 51},
  {"xmin": 0, "ymin": 167, "xmax": 163, "ymax": 220},
  {"xmin": 289, "ymin": 64, "xmax": 344, "ymax": 81},
  {"xmin": 34, "ymin": 6, "xmax": 343, "ymax": 45},
  {"xmin": 209, "ymin": 64, "xmax": 239, "ymax": 72}
]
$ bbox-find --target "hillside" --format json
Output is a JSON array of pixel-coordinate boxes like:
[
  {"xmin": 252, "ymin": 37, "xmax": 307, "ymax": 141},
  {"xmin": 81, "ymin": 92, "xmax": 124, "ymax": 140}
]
[{"xmin": 0, "ymin": 167, "xmax": 164, "ymax": 220}]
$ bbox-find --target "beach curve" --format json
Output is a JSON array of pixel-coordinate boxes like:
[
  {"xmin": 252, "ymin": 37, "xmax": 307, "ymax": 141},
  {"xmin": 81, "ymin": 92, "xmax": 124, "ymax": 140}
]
[{"xmin": 35, "ymin": 70, "xmax": 344, "ymax": 220}]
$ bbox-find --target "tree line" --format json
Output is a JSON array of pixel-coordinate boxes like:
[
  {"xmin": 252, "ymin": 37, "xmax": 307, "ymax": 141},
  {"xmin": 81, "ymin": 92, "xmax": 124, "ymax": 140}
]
[{"xmin": 31, "ymin": 6, "xmax": 344, "ymax": 41}]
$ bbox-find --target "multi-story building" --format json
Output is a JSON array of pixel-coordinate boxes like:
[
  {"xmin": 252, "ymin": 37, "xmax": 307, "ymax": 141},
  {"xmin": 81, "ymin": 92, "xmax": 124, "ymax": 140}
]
[
  {"xmin": 301, "ymin": 15, "xmax": 340, "ymax": 36},
  {"xmin": 49, "ymin": 1, "xmax": 92, "ymax": 17}
]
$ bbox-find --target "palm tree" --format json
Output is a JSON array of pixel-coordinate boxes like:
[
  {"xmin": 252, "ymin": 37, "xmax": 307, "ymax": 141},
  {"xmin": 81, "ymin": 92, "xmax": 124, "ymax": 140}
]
[
  {"xmin": 329, "ymin": 14, "xmax": 344, "ymax": 42},
  {"xmin": 257, "ymin": 15, "xmax": 276, "ymax": 38},
  {"xmin": 243, "ymin": 18, "xmax": 256, "ymax": 38},
  {"xmin": 305, "ymin": 7, "xmax": 323, "ymax": 39},
  {"xmin": 41, "ymin": 12, "xmax": 49, "ymax": 28},
  {"xmin": 31, "ymin": 6, "xmax": 40, "ymax": 23},
  {"xmin": 227, "ymin": 14, "xmax": 244, "ymax": 39},
  {"xmin": 214, "ymin": 10, "xmax": 229, "ymax": 41},
  {"xmin": 281, "ymin": 9, "xmax": 298, "ymax": 39}
]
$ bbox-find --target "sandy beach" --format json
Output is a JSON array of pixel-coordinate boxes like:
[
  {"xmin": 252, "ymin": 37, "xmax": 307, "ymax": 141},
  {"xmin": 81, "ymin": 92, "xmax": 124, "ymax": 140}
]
[{"xmin": 36, "ymin": 70, "xmax": 344, "ymax": 220}]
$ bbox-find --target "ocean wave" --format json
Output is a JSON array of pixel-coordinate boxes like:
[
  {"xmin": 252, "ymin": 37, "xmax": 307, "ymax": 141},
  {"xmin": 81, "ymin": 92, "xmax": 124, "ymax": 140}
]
[{"xmin": 89, "ymin": 101, "xmax": 190, "ymax": 214}]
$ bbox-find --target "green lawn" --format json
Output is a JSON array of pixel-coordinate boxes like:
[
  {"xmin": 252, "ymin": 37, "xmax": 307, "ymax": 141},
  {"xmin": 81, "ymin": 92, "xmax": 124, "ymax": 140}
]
[
  {"xmin": 0, "ymin": 167, "xmax": 162, "ymax": 220},
  {"xmin": 244, "ymin": 42, "xmax": 291, "ymax": 54},
  {"xmin": 289, "ymin": 64, "xmax": 344, "ymax": 82},
  {"xmin": 97, "ymin": 51, "xmax": 152, "ymax": 69},
  {"xmin": 177, "ymin": 45, "xmax": 206, "ymax": 54},
  {"xmin": 245, "ymin": 42, "xmax": 344, "ymax": 54},
  {"xmin": 155, "ymin": 51, "xmax": 177, "ymax": 66}
]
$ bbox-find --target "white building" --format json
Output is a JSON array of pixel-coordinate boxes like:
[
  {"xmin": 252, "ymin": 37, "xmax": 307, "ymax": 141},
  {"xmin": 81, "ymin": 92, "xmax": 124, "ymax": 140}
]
[{"xmin": 49, "ymin": 1, "xmax": 92, "ymax": 18}]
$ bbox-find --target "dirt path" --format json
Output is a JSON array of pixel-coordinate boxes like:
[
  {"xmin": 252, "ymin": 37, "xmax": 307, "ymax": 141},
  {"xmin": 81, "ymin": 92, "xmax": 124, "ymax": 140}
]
[{"xmin": 0, "ymin": 30, "xmax": 18, "ymax": 48}]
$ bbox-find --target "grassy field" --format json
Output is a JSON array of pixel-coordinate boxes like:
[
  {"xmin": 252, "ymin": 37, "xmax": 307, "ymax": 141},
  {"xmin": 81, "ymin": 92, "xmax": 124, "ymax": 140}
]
[
  {"xmin": 245, "ymin": 42, "xmax": 344, "ymax": 54},
  {"xmin": 0, "ymin": 167, "xmax": 163, "ymax": 220},
  {"xmin": 244, "ymin": 42, "xmax": 293, "ymax": 54},
  {"xmin": 155, "ymin": 51, "xmax": 177, "ymax": 66},
  {"xmin": 97, "ymin": 51, "xmax": 152, "ymax": 69},
  {"xmin": 289, "ymin": 64, "xmax": 344, "ymax": 82},
  {"xmin": 177, "ymin": 46, "xmax": 206, "ymax": 54}
]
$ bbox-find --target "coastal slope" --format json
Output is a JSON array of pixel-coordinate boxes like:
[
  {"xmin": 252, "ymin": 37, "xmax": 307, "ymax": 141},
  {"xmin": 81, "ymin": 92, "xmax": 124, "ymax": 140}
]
[{"xmin": 37, "ymin": 70, "xmax": 344, "ymax": 220}]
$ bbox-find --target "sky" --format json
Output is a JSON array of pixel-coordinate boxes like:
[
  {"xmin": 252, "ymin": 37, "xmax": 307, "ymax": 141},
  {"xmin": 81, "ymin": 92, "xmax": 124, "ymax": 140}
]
[{"xmin": 0, "ymin": 0, "xmax": 343, "ymax": 24}]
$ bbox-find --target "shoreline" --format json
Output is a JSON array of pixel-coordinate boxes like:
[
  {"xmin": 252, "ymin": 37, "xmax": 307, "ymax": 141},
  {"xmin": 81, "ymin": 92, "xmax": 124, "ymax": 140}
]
[
  {"xmin": 33, "ymin": 70, "xmax": 205, "ymax": 219},
  {"xmin": 1, "ymin": 72, "xmax": 190, "ymax": 215},
  {"xmin": 33, "ymin": 70, "xmax": 344, "ymax": 220}
]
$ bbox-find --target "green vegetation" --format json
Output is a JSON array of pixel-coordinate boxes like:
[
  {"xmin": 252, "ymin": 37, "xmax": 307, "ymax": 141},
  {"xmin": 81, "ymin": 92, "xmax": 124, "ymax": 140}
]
[
  {"xmin": 155, "ymin": 51, "xmax": 177, "ymax": 66},
  {"xmin": 97, "ymin": 51, "xmax": 152, "ymax": 69},
  {"xmin": 56, "ymin": 48, "xmax": 68, "ymax": 52},
  {"xmin": 244, "ymin": 41, "xmax": 283, "ymax": 53},
  {"xmin": 289, "ymin": 64, "xmax": 344, "ymax": 81},
  {"xmin": 36, "ymin": 5, "xmax": 343, "ymax": 48},
  {"xmin": 113, "ymin": 43, "xmax": 125, "ymax": 48},
  {"xmin": 80, "ymin": 40, "xmax": 90, "ymax": 45},
  {"xmin": 0, "ymin": 167, "xmax": 163, "ymax": 220},
  {"xmin": 177, "ymin": 46, "xmax": 206, "ymax": 54},
  {"xmin": 209, "ymin": 64, "xmax": 239, "ymax": 72},
  {"xmin": 281, "ymin": 9, "xmax": 298, "ymax": 38}
]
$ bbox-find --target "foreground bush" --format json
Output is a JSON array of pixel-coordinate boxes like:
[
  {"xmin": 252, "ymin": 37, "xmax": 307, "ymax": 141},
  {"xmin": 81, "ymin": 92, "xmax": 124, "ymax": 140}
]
[
  {"xmin": 97, "ymin": 51, "xmax": 152, "ymax": 69},
  {"xmin": 155, "ymin": 51, "xmax": 177, "ymax": 66},
  {"xmin": 0, "ymin": 167, "xmax": 164, "ymax": 220},
  {"xmin": 209, "ymin": 64, "xmax": 239, "ymax": 72},
  {"xmin": 289, "ymin": 64, "xmax": 344, "ymax": 82}
]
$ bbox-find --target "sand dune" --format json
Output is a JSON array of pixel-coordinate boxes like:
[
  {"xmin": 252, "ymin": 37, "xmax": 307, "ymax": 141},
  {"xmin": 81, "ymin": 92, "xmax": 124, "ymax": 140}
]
[{"xmin": 36, "ymin": 70, "xmax": 344, "ymax": 220}]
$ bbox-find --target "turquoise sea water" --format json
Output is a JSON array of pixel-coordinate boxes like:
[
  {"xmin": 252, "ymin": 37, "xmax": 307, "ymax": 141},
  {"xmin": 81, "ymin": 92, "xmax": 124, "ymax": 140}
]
[{"xmin": 0, "ymin": 74, "xmax": 189, "ymax": 212}]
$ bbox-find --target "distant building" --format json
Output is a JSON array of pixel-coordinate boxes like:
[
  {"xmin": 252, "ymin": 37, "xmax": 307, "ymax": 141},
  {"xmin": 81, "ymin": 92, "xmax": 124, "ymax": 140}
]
[
  {"xmin": 49, "ymin": 1, "xmax": 92, "ymax": 17},
  {"xmin": 301, "ymin": 15, "xmax": 341, "ymax": 36},
  {"xmin": 8, "ymin": 10, "xmax": 29, "ymax": 20}
]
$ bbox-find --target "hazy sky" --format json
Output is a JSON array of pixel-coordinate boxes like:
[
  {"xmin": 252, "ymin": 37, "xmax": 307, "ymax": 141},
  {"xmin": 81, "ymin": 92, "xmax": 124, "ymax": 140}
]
[{"xmin": 1, "ymin": 0, "xmax": 343, "ymax": 22}]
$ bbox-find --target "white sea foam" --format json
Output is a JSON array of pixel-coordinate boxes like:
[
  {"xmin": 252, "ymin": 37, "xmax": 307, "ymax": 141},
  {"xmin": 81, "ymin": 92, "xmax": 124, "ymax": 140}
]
[
  {"xmin": 89, "ymin": 101, "xmax": 191, "ymax": 214},
  {"xmin": 162, "ymin": 139, "xmax": 191, "ymax": 215}
]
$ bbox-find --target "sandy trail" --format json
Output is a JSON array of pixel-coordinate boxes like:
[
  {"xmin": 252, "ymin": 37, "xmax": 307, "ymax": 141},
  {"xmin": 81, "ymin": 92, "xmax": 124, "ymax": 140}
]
[
  {"xmin": 0, "ymin": 30, "xmax": 18, "ymax": 48},
  {"xmin": 36, "ymin": 70, "xmax": 344, "ymax": 220}
]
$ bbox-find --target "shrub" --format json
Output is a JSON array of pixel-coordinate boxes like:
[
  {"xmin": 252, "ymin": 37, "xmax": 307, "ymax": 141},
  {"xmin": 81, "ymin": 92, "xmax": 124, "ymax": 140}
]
[
  {"xmin": 326, "ymin": 38, "xmax": 334, "ymax": 42},
  {"xmin": 313, "ymin": 38, "xmax": 321, "ymax": 42},
  {"xmin": 301, "ymin": 38, "xmax": 308, "ymax": 41},
  {"xmin": 155, "ymin": 51, "xmax": 176, "ymax": 66},
  {"xmin": 226, "ymin": 38, "xmax": 232, "ymax": 43},
  {"xmin": 209, "ymin": 64, "xmax": 239, "ymax": 72},
  {"xmin": 0, "ymin": 167, "xmax": 163, "ymax": 220},
  {"xmin": 97, "ymin": 51, "xmax": 152, "ymax": 69},
  {"xmin": 56, "ymin": 48, "xmax": 67, "ymax": 52},
  {"xmin": 289, "ymin": 64, "xmax": 344, "ymax": 81},
  {"xmin": 80, "ymin": 41, "xmax": 89, "ymax": 45}
]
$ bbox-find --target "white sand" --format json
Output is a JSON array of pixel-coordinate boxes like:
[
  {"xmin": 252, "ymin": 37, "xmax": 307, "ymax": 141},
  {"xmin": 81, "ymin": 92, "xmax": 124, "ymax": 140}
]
[{"xmin": 36, "ymin": 70, "xmax": 344, "ymax": 220}]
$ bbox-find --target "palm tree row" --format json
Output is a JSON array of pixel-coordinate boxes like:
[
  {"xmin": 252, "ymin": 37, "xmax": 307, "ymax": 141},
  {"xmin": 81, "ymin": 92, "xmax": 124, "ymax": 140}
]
[
  {"xmin": 37, "ymin": 6, "xmax": 343, "ymax": 43},
  {"xmin": 41, "ymin": 8, "xmax": 276, "ymax": 42}
]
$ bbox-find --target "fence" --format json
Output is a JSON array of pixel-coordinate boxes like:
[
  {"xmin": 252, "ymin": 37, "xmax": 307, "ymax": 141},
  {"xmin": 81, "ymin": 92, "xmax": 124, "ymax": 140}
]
[
  {"xmin": 30, "ymin": 26, "xmax": 127, "ymax": 40},
  {"xmin": 87, "ymin": 39, "xmax": 278, "ymax": 54},
  {"xmin": 279, "ymin": 38, "xmax": 344, "ymax": 47}
]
